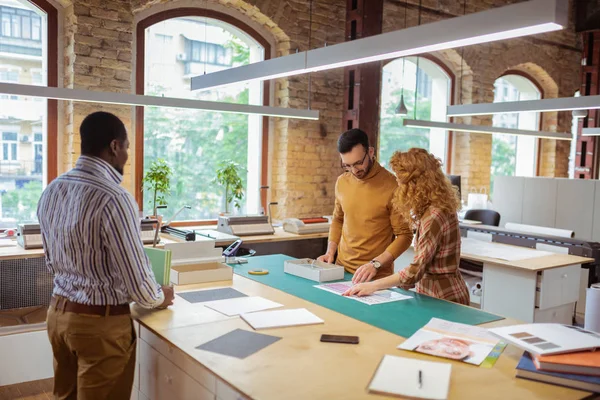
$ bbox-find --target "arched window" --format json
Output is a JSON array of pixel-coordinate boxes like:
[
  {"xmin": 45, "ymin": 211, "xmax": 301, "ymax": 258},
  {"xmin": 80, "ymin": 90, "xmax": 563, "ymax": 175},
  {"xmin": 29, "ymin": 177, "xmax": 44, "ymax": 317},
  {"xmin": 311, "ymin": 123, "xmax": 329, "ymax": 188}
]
[
  {"xmin": 0, "ymin": 0, "xmax": 57, "ymax": 226},
  {"xmin": 379, "ymin": 56, "xmax": 452, "ymax": 169},
  {"xmin": 136, "ymin": 11, "xmax": 269, "ymax": 221},
  {"xmin": 490, "ymin": 74, "xmax": 541, "ymax": 190}
]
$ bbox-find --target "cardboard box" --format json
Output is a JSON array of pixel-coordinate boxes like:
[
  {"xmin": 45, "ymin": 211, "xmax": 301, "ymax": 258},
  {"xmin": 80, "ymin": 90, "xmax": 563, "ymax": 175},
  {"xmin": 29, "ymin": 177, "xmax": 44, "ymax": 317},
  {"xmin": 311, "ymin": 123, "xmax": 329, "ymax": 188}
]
[
  {"xmin": 170, "ymin": 262, "xmax": 233, "ymax": 285},
  {"xmin": 284, "ymin": 258, "xmax": 344, "ymax": 282}
]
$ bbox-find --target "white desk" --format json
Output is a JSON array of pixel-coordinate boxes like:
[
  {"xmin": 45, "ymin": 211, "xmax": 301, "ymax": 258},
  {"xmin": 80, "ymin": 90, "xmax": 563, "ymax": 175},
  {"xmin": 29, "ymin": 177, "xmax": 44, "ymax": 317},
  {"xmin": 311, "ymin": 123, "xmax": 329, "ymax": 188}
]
[{"xmin": 394, "ymin": 238, "xmax": 593, "ymax": 324}]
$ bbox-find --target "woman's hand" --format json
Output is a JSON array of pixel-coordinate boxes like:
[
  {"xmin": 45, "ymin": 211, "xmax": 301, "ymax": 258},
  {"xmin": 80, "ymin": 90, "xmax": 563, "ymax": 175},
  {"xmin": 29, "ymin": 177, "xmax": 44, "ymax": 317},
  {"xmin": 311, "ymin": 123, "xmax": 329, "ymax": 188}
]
[{"xmin": 342, "ymin": 282, "xmax": 378, "ymax": 297}]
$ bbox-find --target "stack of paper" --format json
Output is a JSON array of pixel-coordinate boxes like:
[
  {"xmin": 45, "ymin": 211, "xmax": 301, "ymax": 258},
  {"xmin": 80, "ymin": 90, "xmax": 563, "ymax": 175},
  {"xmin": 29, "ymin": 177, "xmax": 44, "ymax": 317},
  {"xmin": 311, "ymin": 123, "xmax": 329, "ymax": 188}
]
[
  {"xmin": 144, "ymin": 247, "xmax": 172, "ymax": 285},
  {"xmin": 369, "ymin": 355, "xmax": 451, "ymax": 400},
  {"xmin": 204, "ymin": 296, "xmax": 283, "ymax": 317},
  {"xmin": 240, "ymin": 308, "xmax": 323, "ymax": 330}
]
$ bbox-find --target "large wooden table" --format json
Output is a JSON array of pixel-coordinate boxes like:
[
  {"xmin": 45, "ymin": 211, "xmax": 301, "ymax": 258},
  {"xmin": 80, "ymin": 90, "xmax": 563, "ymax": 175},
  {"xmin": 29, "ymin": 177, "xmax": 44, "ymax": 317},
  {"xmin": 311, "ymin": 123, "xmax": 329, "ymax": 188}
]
[{"xmin": 131, "ymin": 261, "xmax": 590, "ymax": 400}]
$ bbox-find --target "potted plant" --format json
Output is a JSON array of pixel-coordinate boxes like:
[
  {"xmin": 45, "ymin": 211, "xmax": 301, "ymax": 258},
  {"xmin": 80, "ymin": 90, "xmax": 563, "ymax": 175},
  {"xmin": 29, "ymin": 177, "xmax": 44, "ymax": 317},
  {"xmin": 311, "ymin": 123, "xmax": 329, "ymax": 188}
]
[
  {"xmin": 142, "ymin": 158, "xmax": 173, "ymax": 222},
  {"xmin": 213, "ymin": 160, "xmax": 245, "ymax": 214}
]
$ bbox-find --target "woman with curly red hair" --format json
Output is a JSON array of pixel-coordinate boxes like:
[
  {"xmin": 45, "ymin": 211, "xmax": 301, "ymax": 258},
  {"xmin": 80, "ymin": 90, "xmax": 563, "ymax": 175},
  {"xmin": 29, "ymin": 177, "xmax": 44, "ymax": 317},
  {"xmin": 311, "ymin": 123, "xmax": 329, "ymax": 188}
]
[{"xmin": 343, "ymin": 148, "xmax": 470, "ymax": 305}]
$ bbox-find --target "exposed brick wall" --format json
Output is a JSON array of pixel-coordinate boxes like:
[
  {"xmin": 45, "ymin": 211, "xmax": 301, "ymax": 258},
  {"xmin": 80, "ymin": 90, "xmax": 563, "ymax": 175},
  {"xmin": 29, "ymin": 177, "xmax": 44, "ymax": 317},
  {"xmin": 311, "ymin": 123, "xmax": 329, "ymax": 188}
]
[
  {"xmin": 61, "ymin": 0, "xmax": 135, "ymax": 189},
  {"xmin": 56, "ymin": 0, "xmax": 581, "ymax": 219}
]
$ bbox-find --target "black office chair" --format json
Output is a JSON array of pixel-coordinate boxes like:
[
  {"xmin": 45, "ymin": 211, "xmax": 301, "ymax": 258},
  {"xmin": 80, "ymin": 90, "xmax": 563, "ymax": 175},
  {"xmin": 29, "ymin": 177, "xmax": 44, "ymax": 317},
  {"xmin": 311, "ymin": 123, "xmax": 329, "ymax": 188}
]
[{"xmin": 464, "ymin": 209, "xmax": 501, "ymax": 227}]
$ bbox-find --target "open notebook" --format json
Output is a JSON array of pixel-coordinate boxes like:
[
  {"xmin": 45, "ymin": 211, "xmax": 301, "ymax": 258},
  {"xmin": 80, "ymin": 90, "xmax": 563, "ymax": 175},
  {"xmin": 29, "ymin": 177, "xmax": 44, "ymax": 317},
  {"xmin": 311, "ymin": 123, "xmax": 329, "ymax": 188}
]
[{"xmin": 369, "ymin": 355, "xmax": 451, "ymax": 400}]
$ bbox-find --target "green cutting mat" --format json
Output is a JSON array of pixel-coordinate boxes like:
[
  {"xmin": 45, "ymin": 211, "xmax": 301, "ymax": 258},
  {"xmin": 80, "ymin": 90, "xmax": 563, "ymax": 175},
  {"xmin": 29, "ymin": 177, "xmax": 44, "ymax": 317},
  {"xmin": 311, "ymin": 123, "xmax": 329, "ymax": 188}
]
[{"xmin": 230, "ymin": 254, "xmax": 503, "ymax": 338}]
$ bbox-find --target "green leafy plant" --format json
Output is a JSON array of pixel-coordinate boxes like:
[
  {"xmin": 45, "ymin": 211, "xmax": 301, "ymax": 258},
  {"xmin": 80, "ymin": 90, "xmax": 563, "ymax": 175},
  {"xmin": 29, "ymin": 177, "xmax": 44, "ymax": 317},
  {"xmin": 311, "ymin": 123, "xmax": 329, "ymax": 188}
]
[
  {"xmin": 142, "ymin": 159, "xmax": 173, "ymax": 216},
  {"xmin": 213, "ymin": 160, "xmax": 245, "ymax": 214}
]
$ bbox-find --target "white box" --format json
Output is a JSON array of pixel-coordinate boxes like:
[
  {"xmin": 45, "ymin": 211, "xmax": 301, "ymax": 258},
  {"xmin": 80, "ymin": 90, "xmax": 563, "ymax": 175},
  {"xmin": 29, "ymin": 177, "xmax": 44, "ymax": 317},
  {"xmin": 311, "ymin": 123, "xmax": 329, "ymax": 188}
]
[
  {"xmin": 170, "ymin": 262, "xmax": 233, "ymax": 285},
  {"xmin": 284, "ymin": 258, "xmax": 344, "ymax": 282}
]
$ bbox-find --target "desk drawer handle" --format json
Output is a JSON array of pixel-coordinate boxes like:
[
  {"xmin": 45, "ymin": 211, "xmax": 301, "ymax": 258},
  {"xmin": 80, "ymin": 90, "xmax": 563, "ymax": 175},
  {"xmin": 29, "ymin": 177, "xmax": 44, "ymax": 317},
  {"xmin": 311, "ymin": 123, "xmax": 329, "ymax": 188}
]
[
  {"xmin": 165, "ymin": 375, "xmax": 173, "ymax": 384},
  {"xmin": 563, "ymin": 274, "xmax": 568, "ymax": 279}
]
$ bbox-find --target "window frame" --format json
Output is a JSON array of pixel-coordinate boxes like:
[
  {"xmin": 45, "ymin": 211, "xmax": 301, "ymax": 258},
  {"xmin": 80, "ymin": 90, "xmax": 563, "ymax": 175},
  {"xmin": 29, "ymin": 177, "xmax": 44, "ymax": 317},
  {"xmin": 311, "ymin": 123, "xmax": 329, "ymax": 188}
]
[
  {"xmin": 0, "ymin": 1, "xmax": 57, "ymax": 182},
  {"xmin": 135, "ymin": 8, "xmax": 271, "ymax": 226},
  {"xmin": 380, "ymin": 54, "xmax": 456, "ymax": 173},
  {"xmin": 497, "ymin": 70, "xmax": 545, "ymax": 177}
]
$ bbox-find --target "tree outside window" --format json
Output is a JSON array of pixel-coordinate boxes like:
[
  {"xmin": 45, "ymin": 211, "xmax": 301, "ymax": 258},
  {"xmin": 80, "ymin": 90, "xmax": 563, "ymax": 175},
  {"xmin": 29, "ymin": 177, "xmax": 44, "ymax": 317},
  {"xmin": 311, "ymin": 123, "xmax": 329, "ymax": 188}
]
[
  {"xmin": 379, "ymin": 57, "xmax": 451, "ymax": 170},
  {"xmin": 143, "ymin": 17, "xmax": 264, "ymax": 220}
]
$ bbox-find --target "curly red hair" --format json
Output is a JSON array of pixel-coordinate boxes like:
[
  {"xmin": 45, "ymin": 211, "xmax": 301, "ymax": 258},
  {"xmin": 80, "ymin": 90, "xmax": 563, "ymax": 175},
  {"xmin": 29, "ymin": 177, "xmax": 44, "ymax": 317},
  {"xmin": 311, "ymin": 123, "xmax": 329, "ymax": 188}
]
[{"xmin": 389, "ymin": 148, "xmax": 460, "ymax": 223}]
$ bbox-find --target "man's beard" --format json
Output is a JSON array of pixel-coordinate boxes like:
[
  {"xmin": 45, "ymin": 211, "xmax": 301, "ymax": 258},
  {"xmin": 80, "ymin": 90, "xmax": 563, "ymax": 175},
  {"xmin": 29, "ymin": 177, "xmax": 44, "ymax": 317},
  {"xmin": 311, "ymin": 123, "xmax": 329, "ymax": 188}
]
[{"xmin": 353, "ymin": 157, "xmax": 373, "ymax": 179}]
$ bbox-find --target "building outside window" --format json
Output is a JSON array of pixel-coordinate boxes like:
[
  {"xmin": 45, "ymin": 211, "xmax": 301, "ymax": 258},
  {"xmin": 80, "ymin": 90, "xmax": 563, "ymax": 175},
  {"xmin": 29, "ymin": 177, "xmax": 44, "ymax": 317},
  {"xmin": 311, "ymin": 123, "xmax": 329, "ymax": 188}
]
[
  {"xmin": 143, "ymin": 17, "xmax": 265, "ymax": 220},
  {"xmin": 490, "ymin": 75, "xmax": 541, "ymax": 194},
  {"xmin": 0, "ymin": 0, "xmax": 48, "ymax": 225}
]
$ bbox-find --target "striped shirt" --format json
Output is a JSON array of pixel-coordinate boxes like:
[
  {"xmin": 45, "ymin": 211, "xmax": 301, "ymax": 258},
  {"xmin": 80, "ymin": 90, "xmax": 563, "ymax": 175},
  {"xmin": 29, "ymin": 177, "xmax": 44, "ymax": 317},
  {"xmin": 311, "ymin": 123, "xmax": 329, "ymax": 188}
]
[{"xmin": 37, "ymin": 155, "xmax": 164, "ymax": 308}]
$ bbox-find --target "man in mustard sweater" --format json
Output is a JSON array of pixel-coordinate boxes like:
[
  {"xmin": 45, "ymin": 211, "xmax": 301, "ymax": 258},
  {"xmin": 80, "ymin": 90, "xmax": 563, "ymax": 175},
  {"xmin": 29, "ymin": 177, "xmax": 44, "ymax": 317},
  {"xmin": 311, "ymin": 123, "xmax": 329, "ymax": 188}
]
[{"xmin": 317, "ymin": 129, "xmax": 413, "ymax": 283}]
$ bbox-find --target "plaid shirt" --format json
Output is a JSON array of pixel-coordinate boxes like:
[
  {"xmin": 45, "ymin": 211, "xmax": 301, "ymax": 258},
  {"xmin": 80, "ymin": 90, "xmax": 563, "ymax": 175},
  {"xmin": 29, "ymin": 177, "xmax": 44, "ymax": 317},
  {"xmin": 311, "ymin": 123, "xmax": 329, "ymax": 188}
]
[{"xmin": 398, "ymin": 208, "xmax": 469, "ymax": 305}]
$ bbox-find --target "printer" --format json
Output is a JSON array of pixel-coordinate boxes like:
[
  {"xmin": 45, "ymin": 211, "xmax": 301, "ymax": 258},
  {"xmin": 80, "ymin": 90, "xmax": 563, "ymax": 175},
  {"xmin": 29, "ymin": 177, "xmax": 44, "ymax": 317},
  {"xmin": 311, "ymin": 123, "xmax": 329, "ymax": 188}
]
[
  {"xmin": 217, "ymin": 215, "xmax": 274, "ymax": 236},
  {"xmin": 17, "ymin": 220, "xmax": 165, "ymax": 249},
  {"xmin": 283, "ymin": 218, "xmax": 330, "ymax": 235},
  {"xmin": 17, "ymin": 223, "xmax": 43, "ymax": 249}
]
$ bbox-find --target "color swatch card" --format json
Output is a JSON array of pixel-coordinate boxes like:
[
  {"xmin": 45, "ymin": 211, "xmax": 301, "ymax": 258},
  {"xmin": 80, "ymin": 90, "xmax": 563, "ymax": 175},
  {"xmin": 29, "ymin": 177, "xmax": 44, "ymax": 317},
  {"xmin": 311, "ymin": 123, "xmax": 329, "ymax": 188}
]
[
  {"xmin": 204, "ymin": 296, "xmax": 283, "ymax": 317},
  {"xmin": 240, "ymin": 308, "xmax": 324, "ymax": 330},
  {"xmin": 489, "ymin": 323, "xmax": 600, "ymax": 356},
  {"xmin": 398, "ymin": 318, "xmax": 499, "ymax": 366},
  {"xmin": 177, "ymin": 288, "xmax": 247, "ymax": 304},
  {"xmin": 196, "ymin": 329, "xmax": 281, "ymax": 359},
  {"xmin": 315, "ymin": 281, "xmax": 412, "ymax": 305},
  {"xmin": 368, "ymin": 355, "xmax": 451, "ymax": 400}
]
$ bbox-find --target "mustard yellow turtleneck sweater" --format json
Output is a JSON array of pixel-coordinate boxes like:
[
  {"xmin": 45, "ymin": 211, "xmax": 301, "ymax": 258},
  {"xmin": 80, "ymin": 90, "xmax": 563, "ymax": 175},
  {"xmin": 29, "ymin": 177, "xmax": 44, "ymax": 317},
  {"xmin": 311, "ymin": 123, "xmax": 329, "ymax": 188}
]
[{"xmin": 328, "ymin": 161, "xmax": 413, "ymax": 278}]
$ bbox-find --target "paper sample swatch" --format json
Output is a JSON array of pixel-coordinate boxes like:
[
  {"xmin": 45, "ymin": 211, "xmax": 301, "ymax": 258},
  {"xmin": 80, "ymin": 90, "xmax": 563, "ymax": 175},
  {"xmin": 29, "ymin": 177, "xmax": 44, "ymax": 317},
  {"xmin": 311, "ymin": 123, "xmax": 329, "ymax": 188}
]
[
  {"xmin": 204, "ymin": 296, "xmax": 283, "ymax": 317},
  {"xmin": 196, "ymin": 329, "xmax": 281, "ymax": 359},
  {"xmin": 240, "ymin": 308, "xmax": 324, "ymax": 330},
  {"xmin": 178, "ymin": 288, "xmax": 247, "ymax": 304}
]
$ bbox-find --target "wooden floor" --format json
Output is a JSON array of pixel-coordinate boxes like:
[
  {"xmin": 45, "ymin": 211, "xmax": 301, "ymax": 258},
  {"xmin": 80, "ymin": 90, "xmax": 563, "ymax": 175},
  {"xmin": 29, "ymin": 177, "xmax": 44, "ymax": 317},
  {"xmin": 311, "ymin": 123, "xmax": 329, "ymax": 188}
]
[{"xmin": 0, "ymin": 379, "xmax": 52, "ymax": 400}]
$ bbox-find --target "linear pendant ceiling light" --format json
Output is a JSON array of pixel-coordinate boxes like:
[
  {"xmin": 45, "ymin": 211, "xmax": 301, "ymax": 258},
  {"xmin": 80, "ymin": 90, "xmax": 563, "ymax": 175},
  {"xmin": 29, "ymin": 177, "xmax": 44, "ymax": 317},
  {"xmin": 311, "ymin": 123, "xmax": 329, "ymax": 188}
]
[
  {"xmin": 448, "ymin": 95, "xmax": 600, "ymax": 116},
  {"xmin": 582, "ymin": 128, "xmax": 600, "ymax": 136},
  {"xmin": 403, "ymin": 119, "xmax": 572, "ymax": 141},
  {"xmin": 0, "ymin": 83, "xmax": 319, "ymax": 120},
  {"xmin": 191, "ymin": 0, "xmax": 568, "ymax": 91}
]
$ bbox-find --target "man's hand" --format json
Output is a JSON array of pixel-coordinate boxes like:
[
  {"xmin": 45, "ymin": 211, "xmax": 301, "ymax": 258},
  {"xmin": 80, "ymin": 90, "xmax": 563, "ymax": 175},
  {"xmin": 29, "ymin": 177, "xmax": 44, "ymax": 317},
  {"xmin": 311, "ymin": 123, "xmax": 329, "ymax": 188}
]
[
  {"xmin": 317, "ymin": 253, "xmax": 335, "ymax": 263},
  {"xmin": 352, "ymin": 262, "xmax": 377, "ymax": 283},
  {"xmin": 343, "ymin": 282, "xmax": 377, "ymax": 297},
  {"xmin": 156, "ymin": 285, "xmax": 174, "ymax": 309}
]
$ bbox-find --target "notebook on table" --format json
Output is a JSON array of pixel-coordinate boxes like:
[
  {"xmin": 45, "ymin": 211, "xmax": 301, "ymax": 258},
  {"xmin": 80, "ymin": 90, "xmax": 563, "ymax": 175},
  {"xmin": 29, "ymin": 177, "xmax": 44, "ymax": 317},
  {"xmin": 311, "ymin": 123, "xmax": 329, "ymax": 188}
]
[
  {"xmin": 368, "ymin": 355, "xmax": 452, "ymax": 400},
  {"xmin": 144, "ymin": 247, "xmax": 172, "ymax": 285}
]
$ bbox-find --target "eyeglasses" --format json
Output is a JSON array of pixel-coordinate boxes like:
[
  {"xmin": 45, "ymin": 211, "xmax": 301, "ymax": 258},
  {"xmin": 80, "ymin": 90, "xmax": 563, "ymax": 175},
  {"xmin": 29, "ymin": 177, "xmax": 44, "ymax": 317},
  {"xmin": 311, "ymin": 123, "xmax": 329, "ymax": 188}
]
[{"xmin": 341, "ymin": 152, "xmax": 368, "ymax": 171}]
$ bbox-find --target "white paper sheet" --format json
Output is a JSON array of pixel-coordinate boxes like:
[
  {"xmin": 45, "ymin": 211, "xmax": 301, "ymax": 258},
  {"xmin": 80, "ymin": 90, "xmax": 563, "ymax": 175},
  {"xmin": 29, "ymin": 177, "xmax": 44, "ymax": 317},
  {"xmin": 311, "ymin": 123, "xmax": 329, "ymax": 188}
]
[
  {"xmin": 369, "ymin": 355, "xmax": 451, "ymax": 400},
  {"xmin": 461, "ymin": 237, "xmax": 553, "ymax": 261},
  {"xmin": 203, "ymin": 296, "xmax": 283, "ymax": 317},
  {"xmin": 314, "ymin": 281, "xmax": 412, "ymax": 305},
  {"xmin": 240, "ymin": 308, "xmax": 324, "ymax": 330}
]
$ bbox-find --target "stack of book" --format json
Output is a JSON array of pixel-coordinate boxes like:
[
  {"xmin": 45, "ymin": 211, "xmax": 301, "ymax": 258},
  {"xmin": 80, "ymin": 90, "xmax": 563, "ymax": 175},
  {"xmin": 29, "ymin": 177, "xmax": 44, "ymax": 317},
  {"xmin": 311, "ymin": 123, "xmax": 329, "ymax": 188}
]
[{"xmin": 489, "ymin": 323, "xmax": 600, "ymax": 393}]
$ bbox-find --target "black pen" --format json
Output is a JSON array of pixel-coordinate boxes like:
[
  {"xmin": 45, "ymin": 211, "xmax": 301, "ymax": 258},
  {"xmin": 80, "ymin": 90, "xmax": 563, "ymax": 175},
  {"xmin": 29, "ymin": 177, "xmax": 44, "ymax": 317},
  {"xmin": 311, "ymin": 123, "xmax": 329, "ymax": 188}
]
[{"xmin": 418, "ymin": 369, "xmax": 422, "ymax": 389}]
